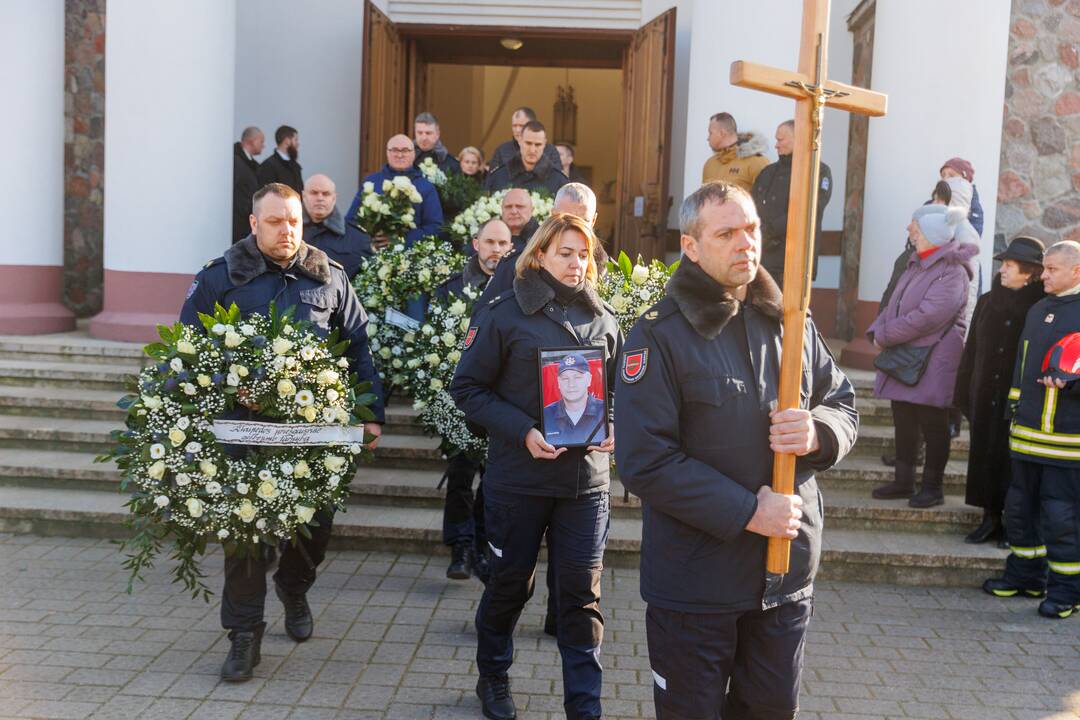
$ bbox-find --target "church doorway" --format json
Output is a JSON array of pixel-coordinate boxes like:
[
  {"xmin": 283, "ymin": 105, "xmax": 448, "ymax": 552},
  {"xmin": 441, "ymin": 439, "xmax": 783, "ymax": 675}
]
[{"xmin": 359, "ymin": 1, "xmax": 676, "ymax": 261}]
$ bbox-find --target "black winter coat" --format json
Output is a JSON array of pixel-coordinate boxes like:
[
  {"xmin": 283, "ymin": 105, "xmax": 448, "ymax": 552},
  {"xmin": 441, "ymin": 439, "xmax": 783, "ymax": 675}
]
[
  {"xmin": 750, "ymin": 154, "xmax": 832, "ymax": 284},
  {"xmin": 233, "ymin": 143, "xmax": 260, "ymax": 243},
  {"xmin": 484, "ymin": 155, "xmax": 568, "ymax": 196},
  {"xmin": 490, "ymin": 138, "xmax": 563, "ymax": 173},
  {"xmin": 256, "ymin": 152, "xmax": 303, "ymax": 194},
  {"xmin": 615, "ymin": 260, "xmax": 858, "ymax": 612},
  {"xmin": 451, "ymin": 269, "xmax": 622, "ymax": 497},
  {"xmin": 302, "ymin": 206, "xmax": 373, "ymax": 279},
  {"xmin": 415, "ymin": 142, "xmax": 462, "ymax": 176},
  {"xmin": 179, "ymin": 236, "xmax": 384, "ymax": 422},
  {"xmin": 954, "ymin": 276, "xmax": 1045, "ymax": 510},
  {"xmin": 434, "ymin": 255, "xmax": 490, "ymax": 302}
]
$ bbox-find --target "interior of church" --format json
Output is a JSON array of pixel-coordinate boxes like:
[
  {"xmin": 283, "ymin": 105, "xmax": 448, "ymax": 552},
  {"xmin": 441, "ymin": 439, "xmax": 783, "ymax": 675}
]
[{"xmin": 425, "ymin": 64, "xmax": 623, "ymax": 240}]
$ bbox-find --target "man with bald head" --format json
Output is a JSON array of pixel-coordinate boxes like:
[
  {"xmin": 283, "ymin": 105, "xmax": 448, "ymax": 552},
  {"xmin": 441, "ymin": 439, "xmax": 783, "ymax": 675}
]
[
  {"xmin": 984, "ymin": 240, "xmax": 1080, "ymax": 619},
  {"xmin": 501, "ymin": 188, "xmax": 537, "ymax": 252},
  {"xmin": 345, "ymin": 133, "xmax": 443, "ymax": 250},
  {"xmin": 302, "ymin": 174, "xmax": 373, "ymax": 278}
]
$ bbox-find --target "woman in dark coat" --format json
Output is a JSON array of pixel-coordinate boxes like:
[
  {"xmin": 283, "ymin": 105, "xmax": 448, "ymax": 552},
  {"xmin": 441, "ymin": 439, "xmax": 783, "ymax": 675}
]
[{"xmin": 954, "ymin": 237, "xmax": 1045, "ymax": 544}]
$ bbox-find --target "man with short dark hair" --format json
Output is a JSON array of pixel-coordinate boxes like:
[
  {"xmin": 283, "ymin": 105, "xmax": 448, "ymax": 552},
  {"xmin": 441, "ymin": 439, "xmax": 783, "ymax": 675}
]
[
  {"xmin": 615, "ymin": 182, "xmax": 857, "ymax": 719},
  {"xmin": 701, "ymin": 112, "xmax": 769, "ymax": 192},
  {"xmin": 542, "ymin": 354, "xmax": 606, "ymax": 447},
  {"xmin": 302, "ymin": 174, "xmax": 373, "ymax": 278},
  {"xmin": 233, "ymin": 127, "xmax": 264, "ymax": 242},
  {"xmin": 485, "ymin": 120, "xmax": 568, "ymax": 195},
  {"xmin": 180, "ymin": 182, "xmax": 385, "ymax": 683},
  {"xmin": 751, "ymin": 119, "xmax": 833, "ymax": 285},
  {"xmin": 256, "ymin": 125, "xmax": 303, "ymax": 194},
  {"xmin": 489, "ymin": 106, "xmax": 565, "ymax": 170},
  {"xmin": 413, "ymin": 112, "xmax": 461, "ymax": 176},
  {"xmin": 556, "ymin": 143, "xmax": 586, "ymax": 184}
]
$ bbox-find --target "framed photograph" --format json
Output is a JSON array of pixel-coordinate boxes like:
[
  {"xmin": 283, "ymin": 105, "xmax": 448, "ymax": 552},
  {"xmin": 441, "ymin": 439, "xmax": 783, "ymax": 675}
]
[{"xmin": 537, "ymin": 346, "xmax": 609, "ymax": 448}]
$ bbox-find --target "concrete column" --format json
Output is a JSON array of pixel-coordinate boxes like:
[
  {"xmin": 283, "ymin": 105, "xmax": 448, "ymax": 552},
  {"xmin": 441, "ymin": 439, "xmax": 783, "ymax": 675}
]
[
  {"xmin": 89, "ymin": 0, "xmax": 236, "ymax": 342},
  {"xmin": 841, "ymin": 0, "xmax": 1011, "ymax": 368},
  {"xmin": 0, "ymin": 0, "xmax": 75, "ymax": 334}
]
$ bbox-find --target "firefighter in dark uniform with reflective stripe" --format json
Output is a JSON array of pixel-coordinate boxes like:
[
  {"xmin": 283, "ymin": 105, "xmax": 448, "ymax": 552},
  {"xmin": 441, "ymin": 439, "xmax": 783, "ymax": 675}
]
[
  {"xmin": 615, "ymin": 183, "xmax": 858, "ymax": 719},
  {"xmin": 435, "ymin": 219, "xmax": 512, "ymax": 582},
  {"xmin": 451, "ymin": 213, "xmax": 621, "ymax": 720},
  {"xmin": 180, "ymin": 183, "xmax": 385, "ymax": 681},
  {"xmin": 984, "ymin": 240, "xmax": 1080, "ymax": 619}
]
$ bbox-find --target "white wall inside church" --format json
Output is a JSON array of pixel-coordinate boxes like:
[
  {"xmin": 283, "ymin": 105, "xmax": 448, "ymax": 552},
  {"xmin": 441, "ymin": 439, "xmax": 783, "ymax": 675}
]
[
  {"xmin": 682, "ymin": 0, "xmax": 858, "ymax": 288},
  {"xmin": 858, "ymin": 0, "xmax": 1011, "ymax": 302},
  {"xmin": 2, "ymin": 0, "xmax": 64, "ymax": 266},
  {"xmin": 234, "ymin": 0, "xmax": 366, "ymax": 204}
]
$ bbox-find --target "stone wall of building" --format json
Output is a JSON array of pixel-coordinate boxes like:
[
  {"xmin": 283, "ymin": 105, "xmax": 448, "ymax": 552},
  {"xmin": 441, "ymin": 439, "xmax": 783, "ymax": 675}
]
[
  {"xmin": 996, "ymin": 0, "xmax": 1080, "ymax": 246},
  {"xmin": 63, "ymin": 0, "xmax": 106, "ymax": 317}
]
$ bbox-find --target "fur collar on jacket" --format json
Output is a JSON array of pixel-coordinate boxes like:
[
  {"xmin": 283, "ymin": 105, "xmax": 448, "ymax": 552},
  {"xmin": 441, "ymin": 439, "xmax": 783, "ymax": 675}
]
[
  {"xmin": 463, "ymin": 254, "xmax": 490, "ymax": 291},
  {"xmin": 225, "ymin": 235, "xmax": 332, "ymax": 287},
  {"xmin": 667, "ymin": 258, "xmax": 782, "ymax": 339},
  {"xmin": 513, "ymin": 267, "xmax": 604, "ymax": 316}
]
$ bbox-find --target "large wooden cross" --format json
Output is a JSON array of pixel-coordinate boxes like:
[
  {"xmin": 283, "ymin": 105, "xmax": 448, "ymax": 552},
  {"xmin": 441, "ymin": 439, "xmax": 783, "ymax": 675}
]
[{"xmin": 731, "ymin": 0, "xmax": 887, "ymax": 574}]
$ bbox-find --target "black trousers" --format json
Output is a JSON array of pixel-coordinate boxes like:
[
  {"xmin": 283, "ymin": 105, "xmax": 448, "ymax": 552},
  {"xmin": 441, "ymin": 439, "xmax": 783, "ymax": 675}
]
[
  {"xmin": 892, "ymin": 401, "xmax": 950, "ymax": 478},
  {"xmin": 220, "ymin": 509, "xmax": 334, "ymax": 632},
  {"xmin": 476, "ymin": 486, "xmax": 609, "ymax": 720},
  {"xmin": 1004, "ymin": 459, "xmax": 1080, "ymax": 604},
  {"xmin": 646, "ymin": 600, "xmax": 812, "ymax": 720},
  {"xmin": 442, "ymin": 454, "xmax": 486, "ymax": 549}
]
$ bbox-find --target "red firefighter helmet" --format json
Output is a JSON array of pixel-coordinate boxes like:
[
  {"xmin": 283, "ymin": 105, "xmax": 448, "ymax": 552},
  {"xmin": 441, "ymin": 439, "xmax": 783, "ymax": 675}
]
[{"xmin": 1042, "ymin": 333, "xmax": 1080, "ymax": 383}]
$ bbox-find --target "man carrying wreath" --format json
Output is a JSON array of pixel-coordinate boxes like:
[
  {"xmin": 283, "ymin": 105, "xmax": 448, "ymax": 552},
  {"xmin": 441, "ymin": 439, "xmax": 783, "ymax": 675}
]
[{"xmin": 180, "ymin": 182, "xmax": 385, "ymax": 682}]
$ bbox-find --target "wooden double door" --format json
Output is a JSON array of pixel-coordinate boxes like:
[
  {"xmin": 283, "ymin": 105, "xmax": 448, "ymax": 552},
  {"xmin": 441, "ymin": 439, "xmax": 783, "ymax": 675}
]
[{"xmin": 359, "ymin": 2, "xmax": 677, "ymax": 262}]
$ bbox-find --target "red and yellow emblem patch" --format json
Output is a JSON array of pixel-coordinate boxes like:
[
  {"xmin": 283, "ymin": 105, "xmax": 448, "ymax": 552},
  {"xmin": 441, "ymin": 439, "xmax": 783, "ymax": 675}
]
[
  {"xmin": 621, "ymin": 349, "xmax": 648, "ymax": 384},
  {"xmin": 463, "ymin": 326, "xmax": 479, "ymax": 350}
]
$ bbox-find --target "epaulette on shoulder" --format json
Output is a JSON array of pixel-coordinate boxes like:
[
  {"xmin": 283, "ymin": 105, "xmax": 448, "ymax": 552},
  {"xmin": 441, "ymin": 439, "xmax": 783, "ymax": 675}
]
[
  {"xmin": 484, "ymin": 290, "xmax": 516, "ymax": 308},
  {"xmin": 326, "ymin": 257, "xmax": 345, "ymax": 271},
  {"xmin": 202, "ymin": 257, "xmax": 225, "ymax": 271},
  {"xmin": 641, "ymin": 296, "xmax": 679, "ymax": 324}
]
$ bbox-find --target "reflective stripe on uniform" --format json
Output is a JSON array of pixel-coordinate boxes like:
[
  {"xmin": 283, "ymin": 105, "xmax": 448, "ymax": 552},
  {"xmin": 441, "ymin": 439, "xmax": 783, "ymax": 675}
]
[
  {"xmin": 1009, "ymin": 438, "xmax": 1080, "ymax": 461},
  {"xmin": 1042, "ymin": 387, "xmax": 1059, "ymax": 433},
  {"xmin": 1008, "ymin": 388, "xmax": 1021, "ymax": 401},
  {"xmin": 1048, "ymin": 560, "xmax": 1080, "ymax": 575},
  {"xmin": 1010, "ymin": 545, "xmax": 1048, "ymax": 559},
  {"xmin": 1011, "ymin": 424, "xmax": 1080, "ymax": 446}
]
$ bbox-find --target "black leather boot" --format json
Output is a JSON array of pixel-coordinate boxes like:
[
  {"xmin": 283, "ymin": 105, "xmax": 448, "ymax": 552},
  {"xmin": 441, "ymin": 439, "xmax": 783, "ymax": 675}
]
[
  {"xmin": 476, "ymin": 674, "xmax": 516, "ymax": 720},
  {"xmin": 964, "ymin": 510, "xmax": 1003, "ymax": 544},
  {"xmin": 221, "ymin": 623, "xmax": 264, "ymax": 682},
  {"xmin": 275, "ymin": 584, "xmax": 313, "ymax": 642},
  {"xmin": 447, "ymin": 540, "xmax": 473, "ymax": 580},
  {"xmin": 982, "ymin": 578, "xmax": 1045, "ymax": 599},
  {"xmin": 909, "ymin": 464, "xmax": 945, "ymax": 508},
  {"xmin": 873, "ymin": 461, "xmax": 916, "ymax": 499},
  {"xmin": 473, "ymin": 545, "xmax": 491, "ymax": 584}
]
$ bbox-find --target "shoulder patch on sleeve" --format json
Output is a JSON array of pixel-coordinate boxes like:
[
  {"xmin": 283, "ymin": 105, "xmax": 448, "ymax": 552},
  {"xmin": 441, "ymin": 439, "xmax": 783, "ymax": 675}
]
[
  {"xmin": 185, "ymin": 279, "xmax": 199, "ymax": 300},
  {"xmin": 621, "ymin": 349, "xmax": 649, "ymax": 384},
  {"xmin": 463, "ymin": 326, "xmax": 479, "ymax": 350}
]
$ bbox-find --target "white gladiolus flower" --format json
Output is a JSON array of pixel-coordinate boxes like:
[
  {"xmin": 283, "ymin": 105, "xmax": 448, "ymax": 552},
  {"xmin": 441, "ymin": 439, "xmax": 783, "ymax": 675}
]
[
  {"xmin": 169, "ymin": 358, "xmax": 184, "ymax": 372},
  {"xmin": 154, "ymin": 495, "xmax": 170, "ymax": 509},
  {"xmin": 186, "ymin": 498, "xmax": 205, "ymax": 518},
  {"xmin": 295, "ymin": 390, "xmax": 315, "ymax": 407},
  {"xmin": 150, "ymin": 443, "xmax": 166, "ymax": 459}
]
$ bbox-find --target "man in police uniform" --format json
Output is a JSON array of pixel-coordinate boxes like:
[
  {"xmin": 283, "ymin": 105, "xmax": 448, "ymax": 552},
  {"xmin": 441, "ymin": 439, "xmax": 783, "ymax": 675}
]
[
  {"xmin": 543, "ymin": 354, "xmax": 607, "ymax": 446},
  {"xmin": 302, "ymin": 173, "xmax": 372, "ymax": 278},
  {"xmin": 180, "ymin": 183, "xmax": 385, "ymax": 682},
  {"xmin": 984, "ymin": 240, "xmax": 1080, "ymax": 618},
  {"xmin": 435, "ymin": 218, "xmax": 512, "ymax": 581},
  {"xmin": 615, "ymin": 182, "xmax": 857, "ymax": 719}
]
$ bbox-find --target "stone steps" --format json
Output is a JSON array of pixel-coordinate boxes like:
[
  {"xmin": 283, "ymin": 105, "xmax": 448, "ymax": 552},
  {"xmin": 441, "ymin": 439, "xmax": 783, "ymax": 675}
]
[
  {"xmin": 849, "ymin": 423, "xmax": 969, "ymax": 460},
  {"xmin": 0, "ymin": 485, "xmax": 1006, "ymax": 586},
  {"xmin": 0, "ymin": 358, "xmax": 139, "ymax": 391}
]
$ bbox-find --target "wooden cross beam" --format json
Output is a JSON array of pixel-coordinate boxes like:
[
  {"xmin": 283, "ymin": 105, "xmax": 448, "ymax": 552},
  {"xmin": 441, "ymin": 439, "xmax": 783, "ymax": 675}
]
[{"xmin": 730, "ymin": 0, "xmax": 886, "ymax": 575}]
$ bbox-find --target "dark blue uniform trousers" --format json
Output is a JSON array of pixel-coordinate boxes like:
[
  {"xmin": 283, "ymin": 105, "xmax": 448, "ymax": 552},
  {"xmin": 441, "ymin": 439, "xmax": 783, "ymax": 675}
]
[
  {"xmin": 646, "ymin": 600, "xmax": 812, "ymax": 720},
  {"xmin": 1004, "ymin": 459, "xmax": 1080, "ymax": 605},
  {"xmin": 442, "ymin": 454, "xmax": 487, "ymax": 550},
  {"xmin": 476, "ymin": 486, "xmax": 609, "ymax": 719},
  {"xmin": 221, "ymin": 509, "xmax": 334, "ymax": 632}
]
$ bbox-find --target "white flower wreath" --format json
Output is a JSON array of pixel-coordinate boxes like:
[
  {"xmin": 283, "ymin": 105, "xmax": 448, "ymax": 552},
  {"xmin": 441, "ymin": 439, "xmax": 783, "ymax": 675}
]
[{"xmin": 446, "ymin": 188, "xmax": 555, "ymax": 247}]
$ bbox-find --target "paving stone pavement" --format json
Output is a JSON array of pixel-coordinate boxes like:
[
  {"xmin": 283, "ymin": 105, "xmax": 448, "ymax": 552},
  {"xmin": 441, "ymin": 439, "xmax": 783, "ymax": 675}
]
[{"xmin": 0, "ymin": 534, "xmax": 1078, "ymax": 720}]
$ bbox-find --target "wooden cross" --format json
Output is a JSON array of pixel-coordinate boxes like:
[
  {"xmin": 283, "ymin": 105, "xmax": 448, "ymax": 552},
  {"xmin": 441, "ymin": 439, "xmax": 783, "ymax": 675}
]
[{"xmin": 730, "ymin": 0, "xmax": 887, "ymax": 574}]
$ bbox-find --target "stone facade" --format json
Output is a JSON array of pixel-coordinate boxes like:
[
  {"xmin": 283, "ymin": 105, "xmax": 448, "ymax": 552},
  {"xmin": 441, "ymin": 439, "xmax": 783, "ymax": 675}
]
[
  {"xmin": 63, "ymin": 0, "xmax": 106, "ymax": 317},
  {"xmin": 996, "ymin": 0, "xmax": 1080, "ymax": 245}
]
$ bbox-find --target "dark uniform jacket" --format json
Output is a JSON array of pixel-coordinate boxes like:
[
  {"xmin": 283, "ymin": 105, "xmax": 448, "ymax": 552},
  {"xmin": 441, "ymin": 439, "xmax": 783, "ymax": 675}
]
[
  {"xmin": 490, "ymin": 138, "xmax": 563, "ymax": 173},
  {"xmin": 302, "ymin": 205, "xmax": 373, "ymax": 279},
  {"xmin": 345, "ymin": 165, "xmax": 444, "ymax": 247},
  {"xmin": 954, "ymin": 276, "xmax": 1045, "ymax": 508},
  {"xmin": 451, "ymin": 269, "xmax": 622, "ymax": 497},
  {"xmin": 179, "ymin": 236, "xmax": 385, "ymax": 423},
  {"xmin": 484, "ymin": 155, "xmax": 568, "ymax": 196},
  {"xmin": 1008, "ymin": 289, "xmax": 1080, "ymax": 468},
  {"xmin": 256, "ymin": 151, "xmax": 303, "ymax": 194},
  {"xmin": 750, "ymin": 154, "xmax": 833, "ymax": 283},
  {"xmin": 233, "ymin": 143, "xmax": 260, "ymax": 243},
  {"xmin": 434, "ymin": 255, "xmax": 490, "ymax": 302},
  {"xmin": 415, "ymin": 141, "xmax": 461, "ymax": 176},
  {"xmin": 543, "ymin": 394, "xmax": 607, "ymax": 446},
  {"xmin": 615, "ymin": 260, "xmax": 858, "ymax": 612}
]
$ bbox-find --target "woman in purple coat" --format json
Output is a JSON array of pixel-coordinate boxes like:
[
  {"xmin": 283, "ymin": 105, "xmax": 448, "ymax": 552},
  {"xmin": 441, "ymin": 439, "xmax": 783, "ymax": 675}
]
[{"xmin": 867, "ymin": 205, "xmax": 979, "ymax": 507}]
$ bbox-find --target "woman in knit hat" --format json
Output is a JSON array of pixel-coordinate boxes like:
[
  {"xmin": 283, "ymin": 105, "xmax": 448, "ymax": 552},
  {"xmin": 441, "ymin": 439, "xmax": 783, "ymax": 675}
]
[
  {"xmin": 954, "ymin": 237, "xmax": 1046, "ymax": 544},
  {"xmin": 867, "ymin": 205, "xmax": 980, "ymax": 507},
  {"xmin": 940, "ymin": 157, "xmax": 984, "ymax": 236}
]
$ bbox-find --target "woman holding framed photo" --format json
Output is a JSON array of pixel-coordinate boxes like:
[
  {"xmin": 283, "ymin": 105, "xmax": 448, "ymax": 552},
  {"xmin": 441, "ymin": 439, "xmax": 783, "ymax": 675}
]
[{"xmin": 451, "ymin": 212, "xmax": 621, "ymax": 720}]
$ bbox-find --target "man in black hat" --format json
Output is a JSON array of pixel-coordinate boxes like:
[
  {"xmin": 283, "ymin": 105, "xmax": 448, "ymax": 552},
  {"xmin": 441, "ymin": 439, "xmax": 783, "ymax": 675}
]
[{"xmin": 542, "ymin": 354, "xmax": 607, "ymax": 447}]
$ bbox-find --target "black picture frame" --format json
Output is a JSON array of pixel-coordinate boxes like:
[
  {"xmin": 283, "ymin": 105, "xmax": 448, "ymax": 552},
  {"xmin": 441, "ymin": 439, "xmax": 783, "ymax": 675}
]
[{"xmin": 536, "ymin": 346, "xmax": 609, "ymax": 448}]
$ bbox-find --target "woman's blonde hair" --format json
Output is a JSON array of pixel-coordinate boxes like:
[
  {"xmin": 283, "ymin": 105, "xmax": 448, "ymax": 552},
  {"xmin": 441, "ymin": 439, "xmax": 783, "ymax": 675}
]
[
  {"xmin": 457, "ymin": 146, "xmax": 484, "ymax": 164},
  {"xmin": 514, "ymin": 212, "xmax": 598, "ymax": 285}
]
